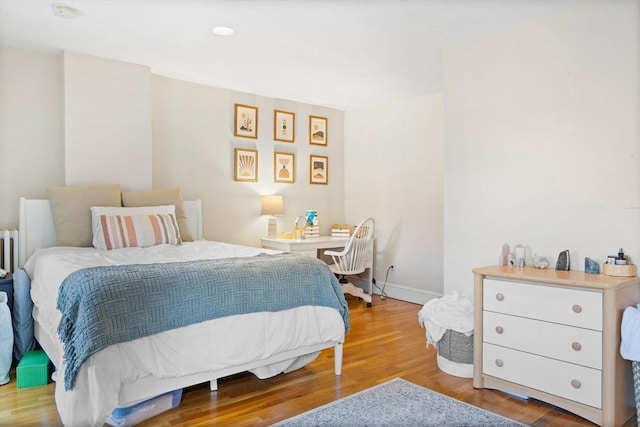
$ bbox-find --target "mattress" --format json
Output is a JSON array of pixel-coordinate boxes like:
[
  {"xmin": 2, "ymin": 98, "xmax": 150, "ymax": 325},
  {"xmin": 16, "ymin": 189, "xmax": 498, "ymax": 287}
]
[{"xmin": 24, "ymin": 241, "xmax": 346, "ymax": 426}]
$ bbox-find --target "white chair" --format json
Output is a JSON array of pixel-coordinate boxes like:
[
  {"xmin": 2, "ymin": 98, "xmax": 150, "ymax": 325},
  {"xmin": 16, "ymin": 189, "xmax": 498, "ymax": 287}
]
[{"xmin": 325, "ymin": 217, "xmax": 375, "ymax": 307}]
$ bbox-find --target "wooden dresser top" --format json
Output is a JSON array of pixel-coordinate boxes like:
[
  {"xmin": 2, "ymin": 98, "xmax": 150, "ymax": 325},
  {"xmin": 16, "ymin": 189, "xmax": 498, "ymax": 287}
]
[{"xmin": 473, "ymin": 265, "xmax": 640, "ymax": 290}]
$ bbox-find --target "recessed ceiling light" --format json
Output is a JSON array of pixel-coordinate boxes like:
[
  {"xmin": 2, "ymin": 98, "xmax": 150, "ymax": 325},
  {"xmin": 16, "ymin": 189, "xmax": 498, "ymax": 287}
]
[
  {"xmin": 212, "ymin": 26, "xmax": 235, "ymax": 36},
  {"xmin": 52, "ymin": 3, "xmax": 82, "ymax": 19}
]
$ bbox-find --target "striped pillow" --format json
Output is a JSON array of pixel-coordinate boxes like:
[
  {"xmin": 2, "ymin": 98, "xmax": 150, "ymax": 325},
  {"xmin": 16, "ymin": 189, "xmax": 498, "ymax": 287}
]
[{"xmin": 95, "ymin": 213, "xmax": 182, "ymax": 250}]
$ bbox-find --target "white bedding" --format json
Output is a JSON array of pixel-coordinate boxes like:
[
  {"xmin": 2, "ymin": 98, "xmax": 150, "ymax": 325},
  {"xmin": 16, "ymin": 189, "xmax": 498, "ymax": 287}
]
[{"xmin": 24, "ymin": 241, "xmax": 346, "ymax": 427}]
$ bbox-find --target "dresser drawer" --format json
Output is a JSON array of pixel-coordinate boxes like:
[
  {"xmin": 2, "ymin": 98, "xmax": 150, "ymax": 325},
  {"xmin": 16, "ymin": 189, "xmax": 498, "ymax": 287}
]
[
  {"xmin": 483, "ymin": 311, "xmax": 602, "ymax": 369},
  {"xmin": 483, "ymin": 343, "xmax": 602, "ymax": 408},
  {"xmin": 483, "ymin": 279, "xmax": 602, "ymax": 330}
]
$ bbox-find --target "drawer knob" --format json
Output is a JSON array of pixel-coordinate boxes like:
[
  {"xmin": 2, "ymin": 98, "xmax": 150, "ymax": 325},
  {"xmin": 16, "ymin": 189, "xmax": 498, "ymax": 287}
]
[
  {"xmin": 572, "ymin": 304, "xmax": 582, "ymax": 314},
  {"xmin": 495, "ymin": 359, "xmax": 504, "ymax": 367},
  {"xmin": 572, "ymin": 342, "xmax": 582, "ymax": 351},
  {"xmin": 495, "ymin": 326, "xmax": 504, "ymax": 334},
  {"xmin": 496, "ymin": 293, "xmax": 504, "ymax": 302},
  {"xmin": 571, "ymin": 379, "xmax": 582, "ymax": 389}
]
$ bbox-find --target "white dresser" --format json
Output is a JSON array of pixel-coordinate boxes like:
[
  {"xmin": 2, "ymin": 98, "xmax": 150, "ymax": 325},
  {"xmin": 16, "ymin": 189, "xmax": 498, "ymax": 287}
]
[{"xmin": 473, "ymin": 266, "xmax": 640, "ymax": 427}]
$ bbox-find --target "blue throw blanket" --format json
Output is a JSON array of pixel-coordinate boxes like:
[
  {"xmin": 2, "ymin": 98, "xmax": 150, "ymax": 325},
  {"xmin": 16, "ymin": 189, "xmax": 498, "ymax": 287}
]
[{"xmin": 57, "ymin": 253, "xmax": 349, "ymax": 390}]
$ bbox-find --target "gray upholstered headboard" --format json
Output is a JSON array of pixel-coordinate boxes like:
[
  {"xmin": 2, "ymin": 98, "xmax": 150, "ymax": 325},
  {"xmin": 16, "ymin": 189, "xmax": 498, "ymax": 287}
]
[{"xmin": 18, "ymin": 198, "xmax": 202, "ymax": 266}]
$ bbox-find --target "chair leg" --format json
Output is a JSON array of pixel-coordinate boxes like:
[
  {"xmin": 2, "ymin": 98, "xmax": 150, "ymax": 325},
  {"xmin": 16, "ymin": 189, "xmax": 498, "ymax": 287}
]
[{"xmin": 340, "ymin": 281, "xmax": 372, "ymax": 305}]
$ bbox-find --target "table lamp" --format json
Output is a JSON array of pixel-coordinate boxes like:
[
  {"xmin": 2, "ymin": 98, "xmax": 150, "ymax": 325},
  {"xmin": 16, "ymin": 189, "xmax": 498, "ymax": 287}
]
[{"xmin": 261, "ymin": 195, "xmax": 284, "ymax": 238}]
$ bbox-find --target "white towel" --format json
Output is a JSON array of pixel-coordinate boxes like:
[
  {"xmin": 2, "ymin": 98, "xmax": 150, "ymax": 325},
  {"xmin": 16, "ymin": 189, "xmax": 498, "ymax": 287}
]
[
  {"xmin": 620, "ymin": 304, "xmax": 640, "ymax": 362},
  {"xmin": 418, "ymin": 290, "xmax": 474, "ymax": 348}
]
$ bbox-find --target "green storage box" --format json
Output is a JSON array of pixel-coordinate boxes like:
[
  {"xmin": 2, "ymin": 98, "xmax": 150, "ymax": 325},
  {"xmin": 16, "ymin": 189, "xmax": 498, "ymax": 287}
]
[{"xmin": 17, "ymin": 350, "xmax": 50, "ymax": 388}]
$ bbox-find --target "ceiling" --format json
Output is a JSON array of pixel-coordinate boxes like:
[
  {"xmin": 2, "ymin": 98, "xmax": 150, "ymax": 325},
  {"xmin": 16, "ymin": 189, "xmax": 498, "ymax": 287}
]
[{"xmin": 0, "ymin": 0, "xmax": 573, "ymax": 110}]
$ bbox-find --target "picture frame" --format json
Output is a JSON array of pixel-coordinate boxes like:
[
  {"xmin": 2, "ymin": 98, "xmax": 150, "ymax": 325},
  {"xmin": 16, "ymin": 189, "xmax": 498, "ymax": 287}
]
[
  {"xmin": 274, "ymin": 152, "xmax": 295, "ymax": 183},
  {"xmin": 234, "ymin": 148, "xmax": 258, "ymax": 182},
  {"xmin": 309, "ymin": 115, "xmax": 328, "ymax": 146},
  {"xmin": 234, "ymin": 104, "xmax": 258, "ymax": 139},
  {"xmin": 309, "ymin": 155, "xmax": 328, "ymax": 185},
  {"xmin": 274, "ymin": 110, "xmax": 295, "ymax": 143}
]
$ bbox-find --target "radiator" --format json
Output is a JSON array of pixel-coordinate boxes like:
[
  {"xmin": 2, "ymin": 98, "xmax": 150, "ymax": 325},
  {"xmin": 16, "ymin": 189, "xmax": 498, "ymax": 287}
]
[{"xmin": 0, "ymin": 229, "xmax": 19, "ymax": 273}]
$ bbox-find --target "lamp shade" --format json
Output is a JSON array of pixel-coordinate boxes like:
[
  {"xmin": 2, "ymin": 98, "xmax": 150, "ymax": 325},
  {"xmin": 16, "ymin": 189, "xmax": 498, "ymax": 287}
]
[{"xmin": 261, "ymin": 195, "xmax": 284, "ymax": 216}]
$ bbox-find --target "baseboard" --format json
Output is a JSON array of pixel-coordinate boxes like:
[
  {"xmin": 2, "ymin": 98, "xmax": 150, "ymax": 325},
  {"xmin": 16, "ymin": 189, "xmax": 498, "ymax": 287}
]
[
  {"xmin": 372, "ymin": 282, "xmax": 442, "ymax": 305},
  {"xmin": 349, "ymin": 276, "xmax": 442, "ymax": 305}
]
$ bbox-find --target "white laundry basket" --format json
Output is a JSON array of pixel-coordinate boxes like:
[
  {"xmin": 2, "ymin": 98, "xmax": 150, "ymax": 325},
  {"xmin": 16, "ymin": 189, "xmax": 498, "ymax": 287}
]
[
  {"xmin": 418, "ymin": 291, "xmax": 474, "ymax": 378},
  {"xmin": 436, "ymin": 329, "xmax": 473, "ymax": 378},
  {"xmin": 633, "ymin": 361, "xmax": 640, "ymax": 426}
]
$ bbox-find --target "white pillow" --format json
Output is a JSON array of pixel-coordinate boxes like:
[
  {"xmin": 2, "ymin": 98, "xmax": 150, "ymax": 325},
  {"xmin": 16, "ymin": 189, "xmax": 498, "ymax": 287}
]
[{"xmin": 91, "ymin": 205, "xmax": 181, "ymax": 250}]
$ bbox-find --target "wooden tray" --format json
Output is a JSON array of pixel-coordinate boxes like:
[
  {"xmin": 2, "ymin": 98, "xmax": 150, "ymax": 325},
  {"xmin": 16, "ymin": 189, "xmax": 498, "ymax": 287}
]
[{"xmin": 603, "ymin": 263, "xmax": 637, "ymax": 277}]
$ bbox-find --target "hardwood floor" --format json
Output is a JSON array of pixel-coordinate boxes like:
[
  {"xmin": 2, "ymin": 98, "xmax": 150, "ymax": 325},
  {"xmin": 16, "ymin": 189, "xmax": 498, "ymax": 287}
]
[{"xmin": 0, "ymin": 295, "xmax": 636, "ymax": 426}]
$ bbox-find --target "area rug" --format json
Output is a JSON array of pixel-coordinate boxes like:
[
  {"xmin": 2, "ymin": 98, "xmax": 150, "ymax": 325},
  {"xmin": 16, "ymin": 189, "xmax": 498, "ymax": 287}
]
[{"xmin": 272, "ymin": 378, "xmax": 526, "ymax": 426}]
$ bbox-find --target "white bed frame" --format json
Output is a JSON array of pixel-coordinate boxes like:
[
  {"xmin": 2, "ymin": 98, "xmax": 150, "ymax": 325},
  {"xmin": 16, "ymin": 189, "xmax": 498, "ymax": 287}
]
[{"xmin": 17, "ymin": 197, "xmax": 343, "ymax": 406}]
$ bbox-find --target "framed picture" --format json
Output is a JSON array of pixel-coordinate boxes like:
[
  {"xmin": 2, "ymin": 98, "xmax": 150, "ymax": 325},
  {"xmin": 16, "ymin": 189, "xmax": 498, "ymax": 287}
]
[
  {"xmin": 234, "ymin": 104, "xmax": 258, "ymax": 139},
  {"xmin": 309, "ymin": 155, "xmax": 328, "ymax": 185},
  {"xmin": 234, "ymin": 148, "xmax": 258, "ymax": 182},
  {"xmin": 274, "ymin": 152, "xmax": 295, "ymax": 183},
  {"xmin": 309, "ymin": 115, "xmax": 328, "ymax": 146},
  {"xmin": 274, "ymin": 110, "xmax": 295, "ymax": 143}
]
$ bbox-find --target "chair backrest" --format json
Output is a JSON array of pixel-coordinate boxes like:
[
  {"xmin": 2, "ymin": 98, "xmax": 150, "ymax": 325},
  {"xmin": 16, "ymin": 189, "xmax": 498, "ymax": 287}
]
[{"xmin": 331, "ymin": 217, "xmax": 375, "ymax": 275}]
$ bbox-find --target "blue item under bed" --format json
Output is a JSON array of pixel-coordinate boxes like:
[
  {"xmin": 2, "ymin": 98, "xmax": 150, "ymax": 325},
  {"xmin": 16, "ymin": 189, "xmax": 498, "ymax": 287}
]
[{"xmin": 107, "ymin": 388, "xmax": 183, "ymax": 427}]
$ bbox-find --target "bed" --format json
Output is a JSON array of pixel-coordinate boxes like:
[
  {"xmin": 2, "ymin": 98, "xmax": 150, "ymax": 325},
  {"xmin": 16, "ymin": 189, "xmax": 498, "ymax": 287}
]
[{"xmin": 17, "ymin": 196, "xmax": 348, "ymax": 427}]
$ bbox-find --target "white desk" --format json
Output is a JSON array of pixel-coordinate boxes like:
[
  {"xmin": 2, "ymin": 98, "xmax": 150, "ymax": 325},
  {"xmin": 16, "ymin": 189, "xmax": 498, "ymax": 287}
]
[
  {"xmin": 260, "ymin": 236, "xmax": 374, "ymax": 304},
  {"xmin": 260, "ymin": 236, "xmax": 349, "ymax": 257}
]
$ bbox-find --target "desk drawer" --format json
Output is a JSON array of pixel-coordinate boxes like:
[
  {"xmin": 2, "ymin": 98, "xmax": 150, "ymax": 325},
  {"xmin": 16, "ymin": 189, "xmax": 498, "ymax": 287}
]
[
  {"xmin": 483, "ymin": 343, "xmax": 602, "ymax": 408},
  {"xmin": 483, "ymin": 311, "xmax": 602, "ymax": 369},
  {"xmin": 483, "ymin": 279, "xmax": 602, "ymax": 330}
]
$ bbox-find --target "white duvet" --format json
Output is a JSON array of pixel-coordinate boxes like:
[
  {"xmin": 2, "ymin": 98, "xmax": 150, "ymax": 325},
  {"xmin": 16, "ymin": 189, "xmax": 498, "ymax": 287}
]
[{"xmin": 24, "ymin": 241, "xmax": 345, "ymax": 427}]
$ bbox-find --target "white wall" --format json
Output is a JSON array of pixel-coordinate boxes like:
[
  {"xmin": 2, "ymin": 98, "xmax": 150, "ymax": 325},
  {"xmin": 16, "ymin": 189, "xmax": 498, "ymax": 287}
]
[
  {"xmin": 0, "ymin": 48, "xmax": 344, "ymax": 248},
  {"xmin": 443, "ymin": 0, "xmax": 640, "ymax": 296},
  {"xmin": 345, "ymin": 93, "xmax": 444, "ymax": 303},
  {"xmin": 0, "ymin": 45, "xmax": 64, "ymax": 229},
  {"xmin": 2, "ymin": 0, "xmax": 637, "ymax": 307},
  {"xmin": 152, "ymin": 75, "xmax": 345, "ymax": 246},
  {"xmin": 63, "ymin": 51, "xmax": 152, "ymax": 189}
]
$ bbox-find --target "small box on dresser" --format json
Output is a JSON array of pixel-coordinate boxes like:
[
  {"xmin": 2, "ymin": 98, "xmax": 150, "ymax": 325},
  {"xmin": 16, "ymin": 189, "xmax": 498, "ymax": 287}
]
[{"xmin": 472, "ymin": 266, "xmax": 640, "ymax": 427}]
